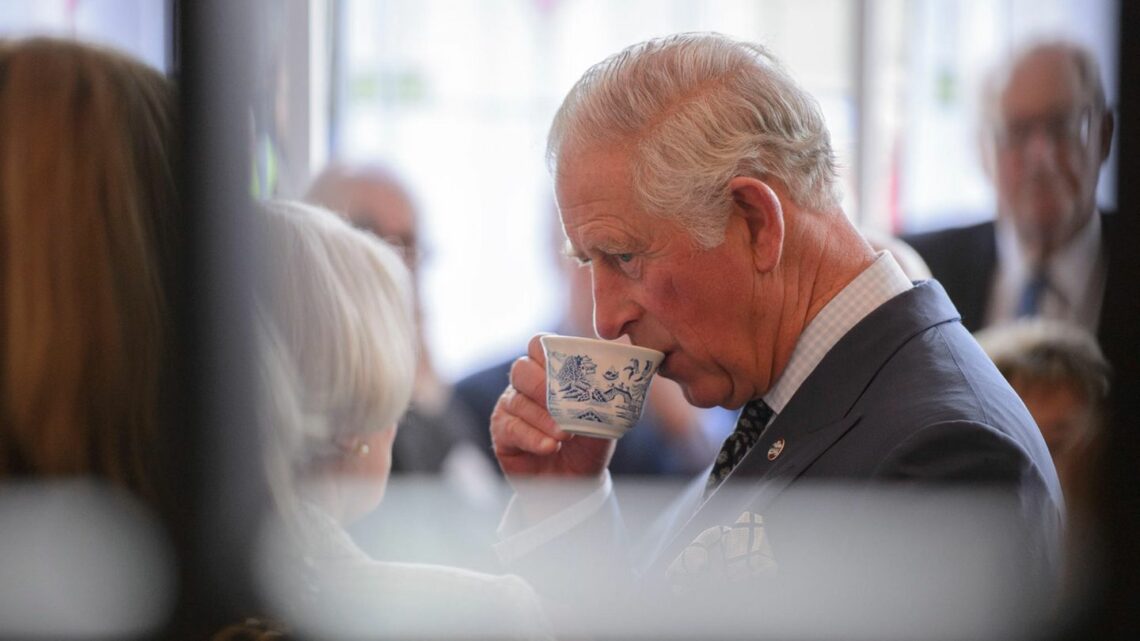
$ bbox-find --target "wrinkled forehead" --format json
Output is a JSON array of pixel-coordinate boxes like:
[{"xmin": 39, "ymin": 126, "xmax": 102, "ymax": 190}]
[
  {"xmin": 554, "ymin": 143, "xmax": 657, "ymax": 256},
  {"xmin": 554, "ymin": 143, "xmax": 635, "ymax": 213}
]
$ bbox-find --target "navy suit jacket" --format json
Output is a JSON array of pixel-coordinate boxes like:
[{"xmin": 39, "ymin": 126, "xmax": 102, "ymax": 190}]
[
  {"xmin": 904, "ymin": 212, "xmax": 1139, "ymax": 431},
  {"xmin": 505, "ymin": 281, "xmax": 1064, "ymax": 626}
]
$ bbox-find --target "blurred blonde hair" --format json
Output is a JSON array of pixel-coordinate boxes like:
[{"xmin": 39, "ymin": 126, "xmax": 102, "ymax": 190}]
[
  {"xmin": 0, "ymin": 38, "xmax": 179, "ymax": 502},
  {"xmin": 976, "ymin": 319, "xmax": 1110, "ymax": 410},
  {"xmin": 253, "ymin": 200, "xmax": 415, "ymax": 491}
]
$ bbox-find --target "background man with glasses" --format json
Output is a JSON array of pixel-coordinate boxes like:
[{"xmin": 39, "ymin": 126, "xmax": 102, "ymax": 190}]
[{"xmin": 906, "ymin": 39, "xmax": 1136, "ymax": 424}]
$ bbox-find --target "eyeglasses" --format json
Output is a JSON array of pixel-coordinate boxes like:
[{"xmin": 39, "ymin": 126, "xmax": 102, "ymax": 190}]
[
  {"xmin": 346, "ymin": 217, "xmax": 427, "ymax": 268},
  {"xmin": 993, "ymin": 107, "xmax": 1094, "ymax": 152},
  {"xmin": 381, "ymin": 234, "xmax": 426, "ymax": 268}
]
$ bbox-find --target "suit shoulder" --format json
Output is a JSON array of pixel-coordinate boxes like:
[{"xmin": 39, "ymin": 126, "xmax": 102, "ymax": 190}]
[{"xmin": 875, "ymin": 419, "xmax": 1036, "ymax": 482}]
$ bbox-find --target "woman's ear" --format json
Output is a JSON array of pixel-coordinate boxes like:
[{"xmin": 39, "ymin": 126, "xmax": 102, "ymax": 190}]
[{"xmin": 728, "ymin": 176, "xmax": 784, "ymax": 273}]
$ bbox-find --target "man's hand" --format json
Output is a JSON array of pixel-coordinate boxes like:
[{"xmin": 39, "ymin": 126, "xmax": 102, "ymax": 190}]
[{"xmin": 491, "ymin": 334, "xmax": 616, "ymax": 482}]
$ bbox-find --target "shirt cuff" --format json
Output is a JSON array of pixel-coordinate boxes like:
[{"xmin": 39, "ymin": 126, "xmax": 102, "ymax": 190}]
[{"xmin": 493, "ymin": 471, "xmax": 613, "ymax": 565}]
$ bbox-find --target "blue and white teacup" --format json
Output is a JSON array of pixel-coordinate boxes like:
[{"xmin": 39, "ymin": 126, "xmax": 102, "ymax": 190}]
[{"xmin": 540, "ymin": 334, "xmax": 664, "ymax": 439}]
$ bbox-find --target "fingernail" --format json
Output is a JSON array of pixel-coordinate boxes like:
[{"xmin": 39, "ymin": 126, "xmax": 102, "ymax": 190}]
[{"xmin": 540, "ymin": 437, "xmax": 556, "ymax": 451}]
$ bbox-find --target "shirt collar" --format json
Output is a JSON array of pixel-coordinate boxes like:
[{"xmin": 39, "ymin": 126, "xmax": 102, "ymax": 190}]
[
  {"xmin": 1047, "ymin": 211, "xmax": 1101, "ymax": 309},
  {"xmin": 763, "ymin": 252, "xmax": 914, "ymax": 414},
  {"xmin": 994, "ymin": 215, "xmax": 1029, "ymax": 291}
]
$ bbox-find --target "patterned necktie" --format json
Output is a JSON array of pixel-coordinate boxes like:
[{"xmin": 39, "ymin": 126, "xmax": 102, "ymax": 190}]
[
  {"xmin": 1016, "ymin": 267, "xmax": 1048, "ymax": 318},
  {"xmin": 706, "ymin": 399, "xmax": 775, "ymax": 496}
]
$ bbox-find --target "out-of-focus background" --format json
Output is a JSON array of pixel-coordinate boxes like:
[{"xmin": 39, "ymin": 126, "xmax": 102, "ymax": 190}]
[{"xmin": 4, "ymin": 0, "xmax": 1115, "ymax": 378}]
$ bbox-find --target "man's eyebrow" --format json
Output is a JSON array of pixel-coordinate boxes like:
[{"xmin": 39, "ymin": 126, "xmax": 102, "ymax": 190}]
[{"xmin": 562, "ymin": 239, "xmax": 588, "ymax": 263}]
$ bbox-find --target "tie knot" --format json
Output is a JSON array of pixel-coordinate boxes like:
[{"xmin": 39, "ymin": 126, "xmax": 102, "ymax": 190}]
[{"xmin": 741, "ymin": 399, "xmax": 775, "ymax": 430}]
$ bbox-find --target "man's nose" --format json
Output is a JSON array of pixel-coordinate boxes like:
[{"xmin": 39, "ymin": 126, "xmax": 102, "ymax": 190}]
[
  {"xmin": 591, "ymin": 269, "xmax": 640, "ymax": 340},
  {"xmin": 1023, "ymin": 128, "xmax": 1061, "ymax": 170}
]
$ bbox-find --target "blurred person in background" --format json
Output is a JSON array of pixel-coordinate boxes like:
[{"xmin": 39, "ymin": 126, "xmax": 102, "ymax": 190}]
[
  {"xmin": 252, "ymin": 200, "xmax": 552, "ymax": 640},
  {"xmin": 304, "ymin": 164, "xmax": 494, "ymax": 485},
  {"xmin": 455, "ymin": 202, "xmax": 723, "ymax": 477},
  {"xmin": 904, "ymin": 39, "xmax": 1137, "ymax": 423},
  {"xmin": 977, "ymin": 320, "xmax": 1109, "ymax": 504},
  {"xmin": 976, "ymin": 319, "xmax": 1111, "ymax": 619},
  {"xmin": 0, "ymin": 37, "xmax": 180, "ymax": 637},
  {"xmin": 0, "ymin": 36, "xmax": 179, "ymax": 502}
]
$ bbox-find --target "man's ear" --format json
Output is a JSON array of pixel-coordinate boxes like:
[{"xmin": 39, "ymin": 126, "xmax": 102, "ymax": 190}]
[{"xmin": 728, "ymin": 176, "xmax": 783, "ymax": 273}]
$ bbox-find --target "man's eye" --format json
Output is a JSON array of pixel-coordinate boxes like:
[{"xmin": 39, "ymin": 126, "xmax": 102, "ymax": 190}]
[{"xmin": 611, "ymin": 252, "xmax": 641, "ymax": 278}]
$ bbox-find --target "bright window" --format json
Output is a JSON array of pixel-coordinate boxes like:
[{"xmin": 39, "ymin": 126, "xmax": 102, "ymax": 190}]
[{"xmin": 333, "ymin": 0, "xmax": 858, "ymax": 377}]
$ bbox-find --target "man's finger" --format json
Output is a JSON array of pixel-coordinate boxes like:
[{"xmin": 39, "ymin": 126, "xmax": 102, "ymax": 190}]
[
  {"xmin": 509, "ymin": 356, "xmax": 548, "ymax": 406},
  {"xmin": 527, "ymin": 333, "xmax": 549, "ymax": 365},
  {"xmin": 491, "ymin": 403, "xmax": 562, "ymax": 457},
  {"xmin": 500, "ymin": 384, "xmax": 565, "ymax": 439}
]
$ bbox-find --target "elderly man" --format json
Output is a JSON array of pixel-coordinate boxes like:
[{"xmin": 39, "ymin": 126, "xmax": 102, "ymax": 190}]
[
  {"xmin": 905, "ymin": 40, "xmax": 1137, "ymax": 424},
  {"xmin": 490, "ymin": 34, "xmax": 1062, "ymax": 634}
]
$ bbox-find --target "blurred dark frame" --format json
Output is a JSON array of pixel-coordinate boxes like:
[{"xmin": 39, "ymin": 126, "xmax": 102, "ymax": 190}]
[
  {"xmin": 161, "ymin": 0, "xmax": 270, "ymax": 638},
  {"xmin": 1083, "ymin": 0, "xmax": 1140, "ymax": 637}
]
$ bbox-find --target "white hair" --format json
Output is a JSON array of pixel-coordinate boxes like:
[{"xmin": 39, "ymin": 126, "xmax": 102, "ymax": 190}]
[
  {"xmin": 548, "ymin": 32, "xmax": 840, "ymax": 248},
  {"xmin": 254, "ymin": 199, "xmax": 416, "ymax": 473}
]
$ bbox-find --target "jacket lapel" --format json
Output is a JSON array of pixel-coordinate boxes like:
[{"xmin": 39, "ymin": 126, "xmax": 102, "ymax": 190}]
[
  {"xmin": 645, "ymin": 281, "xmax": 961, "ymax": 579},
  {"xmin": 645, "ymin": 413, "xmax": 861, "ymax": 580}
]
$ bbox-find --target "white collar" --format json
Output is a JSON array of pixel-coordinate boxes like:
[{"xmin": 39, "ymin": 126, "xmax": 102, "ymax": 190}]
[
  {"xmin": 763, "ymin": 252, "xmax": 914, "ymax": 414},
  {"xmin": 1046, "ymin": 211, "xmax": 1102, "ymax": 309}
]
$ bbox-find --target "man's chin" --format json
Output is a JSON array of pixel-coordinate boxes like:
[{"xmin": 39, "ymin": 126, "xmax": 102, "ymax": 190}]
[
  {"xmin": 1019, "ymin": 193, "xmax": 1072, "ymax": 224},
  {"xmin": 673, "ymin": 378, "xmax": 726, "ymax": 410},
  {"xmin": 660, "ymin": 355, "xmax": 729, "ymax": 408}
]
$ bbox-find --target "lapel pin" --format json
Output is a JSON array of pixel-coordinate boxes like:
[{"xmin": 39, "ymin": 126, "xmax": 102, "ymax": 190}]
[{"xmin": 767, "ymin": 438, "xmax": 785, "ymax": 461}]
